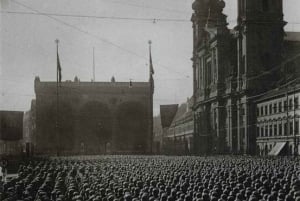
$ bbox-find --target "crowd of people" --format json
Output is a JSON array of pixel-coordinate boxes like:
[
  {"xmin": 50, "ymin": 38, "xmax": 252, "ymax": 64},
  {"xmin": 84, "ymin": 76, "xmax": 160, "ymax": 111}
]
[{"xmin": 1, "ymin": 156, "xmax": 300, "ymax": 201}]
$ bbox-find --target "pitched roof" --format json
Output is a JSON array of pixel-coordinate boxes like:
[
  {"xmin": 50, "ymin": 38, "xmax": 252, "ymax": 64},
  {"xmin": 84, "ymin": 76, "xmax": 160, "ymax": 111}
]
[
  {"xmin": 256, "ymin": 79, "xmax": 300, "ymax": 103},
  {"xmin": 172, "ymin": 103, "xmax": 188, "ymax": 122}
]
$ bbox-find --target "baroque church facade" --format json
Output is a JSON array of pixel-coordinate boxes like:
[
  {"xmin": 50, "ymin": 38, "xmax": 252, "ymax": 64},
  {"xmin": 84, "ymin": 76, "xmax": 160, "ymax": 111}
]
[{"xmin": 191, "ymin": 0, "xmax": 289, "ymax": 154}]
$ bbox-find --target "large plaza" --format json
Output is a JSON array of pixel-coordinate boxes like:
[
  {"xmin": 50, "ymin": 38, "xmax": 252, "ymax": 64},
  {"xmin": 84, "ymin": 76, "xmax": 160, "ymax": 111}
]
[{"xmin": 1, "ymin": 155, "xmax": 300, "ymax": 201}]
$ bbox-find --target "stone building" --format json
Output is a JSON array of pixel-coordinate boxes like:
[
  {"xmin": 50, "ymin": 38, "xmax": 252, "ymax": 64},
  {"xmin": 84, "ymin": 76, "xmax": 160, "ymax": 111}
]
[
  {"xmin": 191, "ymin": 0, "xmax": 300, "ymax": 154},
  {"xmin": 34, "ymin": 76, "xmax": 153, "ymax": 155},
  {"xmin": 165, "ymin": 98, "xmax": 194, "ymax": 155},
  {"xmin": 256, "ymin": 81, "xmax": 300, "ymax": 156}
]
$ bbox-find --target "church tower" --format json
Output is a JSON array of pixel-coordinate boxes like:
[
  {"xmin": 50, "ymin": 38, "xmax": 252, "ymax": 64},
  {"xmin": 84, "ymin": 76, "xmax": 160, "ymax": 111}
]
[
  {"xmin": 237, "ymin": 0, "xmax": 286, "ymax": 93},
  {"xmin": 235, "ymin": 0, "xmax": 286, "ymax": 154}
]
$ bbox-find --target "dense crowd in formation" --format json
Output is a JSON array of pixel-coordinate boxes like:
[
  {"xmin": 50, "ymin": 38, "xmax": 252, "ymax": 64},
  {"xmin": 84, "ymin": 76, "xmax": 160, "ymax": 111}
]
[{"xmin": 1, "ymin": 156, "xmax": 300, "ymax": 201}]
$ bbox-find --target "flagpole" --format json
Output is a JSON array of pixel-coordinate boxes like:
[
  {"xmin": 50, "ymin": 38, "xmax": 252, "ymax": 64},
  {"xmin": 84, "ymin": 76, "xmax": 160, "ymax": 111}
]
[
  {"xmin": 148, "ymin": 40, "xmax": 153, "ymax": 154},
  {"xmin": 55, "ymin": 39, "xmax": 60, "ymax": 156},
  {"xmin": 93, "ymin": 47, "xmax": 95, "ymax": 82}
]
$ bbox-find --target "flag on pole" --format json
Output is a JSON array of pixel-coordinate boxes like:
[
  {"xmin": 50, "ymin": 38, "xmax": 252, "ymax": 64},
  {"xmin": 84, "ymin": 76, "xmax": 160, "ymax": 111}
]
[
  {"xmin": 149, "ymin": 48, "xmax": 154, "ymax": 75},
  {"xmin": 148, "ymin": 40, "xmax": 154, "ymax": 93},
  {"xmin": 57, "ymin": 52, "xmax": 62, "ymax": 83}
]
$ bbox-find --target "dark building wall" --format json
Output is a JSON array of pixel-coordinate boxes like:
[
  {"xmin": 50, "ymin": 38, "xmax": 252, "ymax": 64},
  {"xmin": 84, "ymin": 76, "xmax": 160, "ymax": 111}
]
[
  {"xmin": 34, "ymin": 77, "xmax": 153, "ymax": 155},
  {"xmin": 235, "ymin": 0, "xmax": 285, "ymax": 154},
  {"xmin": 0, "ymin": 111, "xmax": 23, "ymax": 141},
  {"xmin": 0, "ymin": 111, "xmax": 24, "ymax": 156}
]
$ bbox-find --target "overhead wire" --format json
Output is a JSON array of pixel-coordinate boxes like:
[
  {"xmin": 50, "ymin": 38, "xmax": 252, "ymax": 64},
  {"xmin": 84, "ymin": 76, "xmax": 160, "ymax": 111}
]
[
  {"xmin": 3, "ymin": 10, "xmax": 300, "ymax": 25},
  {"xmin": 5, "ymin": 2, "xmax": 300, "ymax": 80},
  {"xmin": 0, "ymin": 10, "xmax": 190, "ymax": 22},
  {"xmin": 194, "ymin": 52, "xmax": 300, "ymax": 90},
  {"xmin": 8, "ymin": 0, "xmax": 190, "ymax": 78},
  {"xmin": 99, "ymin": 0, "xmax": 191, "ymax": 15},
  {"xmin": 3, "ymin": 1, "xmax": 299, "ymax": 111}
]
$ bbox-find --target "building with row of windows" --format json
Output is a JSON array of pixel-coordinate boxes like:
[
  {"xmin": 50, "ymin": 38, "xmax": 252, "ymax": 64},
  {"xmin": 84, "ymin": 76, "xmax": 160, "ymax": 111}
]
[
  {"xmin": 191, "ymin": 0, "xmax": 300, "ymax": 155},
  {"xmin": 256, "ymin": 83, "xmax": 300, "ymax": 156}
]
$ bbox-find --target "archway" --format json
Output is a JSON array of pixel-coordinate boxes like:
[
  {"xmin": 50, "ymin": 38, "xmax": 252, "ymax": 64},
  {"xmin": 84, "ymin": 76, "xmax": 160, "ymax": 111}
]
[
  {"xmin": 78, "ymin": 102, "xmax": 112, "ymax": 154},
  {"xmin": 40, "ymin": 101, "xmax": 74, "ymax": 154},
  {"xmin": 117, "ymin": 102, "xmax": 148, "ymax": 153},
  {"xmin": 264, "ymin": 144, "xmax": 268, "ymax": 156},
  {"xmin": 58, "ymin": 101, "xmax": 74, "ymax": 154}
]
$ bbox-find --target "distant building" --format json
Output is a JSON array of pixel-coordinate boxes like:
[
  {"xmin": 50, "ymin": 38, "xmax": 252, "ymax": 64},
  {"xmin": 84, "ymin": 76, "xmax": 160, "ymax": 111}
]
[
  {"xmin": 154, "ymin": 98, "xmax": 194, "ymax": 155},
  {"xmin": 191, "ymin": 0, "xmax": 300, "ymax": 155},
  {"xmin": 23, "ymin": 100, "xmax": 36, "ymax": 156},
  {"xmin": 0, "ymin": 111, "xmax": 24, "ymax": 156},
  {"xmin": 153, "ymin": 115, "xmax": 163, "ymax": 154},
  {"xmin": 159, "ymin": 104, "xmax": 179, "ymax": 154},
  {"xmin": 256, "ymin": 82, "xmax": 300, "ymax": 156},
  {"xmin": 34, "ymin": 76, "xmax": 153, "ymax": 155},
  {"xmin": 165, "ymin": 98, "xmax": 194, "ymax": 155}
]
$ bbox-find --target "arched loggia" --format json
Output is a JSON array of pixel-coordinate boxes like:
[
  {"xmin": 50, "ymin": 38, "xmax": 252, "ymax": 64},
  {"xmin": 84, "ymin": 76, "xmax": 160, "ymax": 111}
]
[
  {"xmin": 78, "ymin": 101, "xmax": 112, "ymax": 154},
  {"xmin": 116, "ymin": 101, "xmax": 148, "ymax": 153}
]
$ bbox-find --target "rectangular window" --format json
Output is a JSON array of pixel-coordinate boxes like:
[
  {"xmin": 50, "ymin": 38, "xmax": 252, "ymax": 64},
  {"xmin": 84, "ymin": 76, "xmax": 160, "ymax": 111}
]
[
  {"xmin": 206, "ymin": 60, "xmax": 212, "ymax": 85},
  {"xmin": 261, "ymin": 107, "xmax": 263, "ymax": 116},
  {"xmin": 269, "ymin": 104, "xmax": 272, "ymax": 115},
  {"xmin": 214, "ymin": 108, "xmax": 217, "ymax": 130},
  {"xmin": 279, "ymin": 123, "xmax": 282, "ymax": 136},
  {"xmin": 274, "ymin": 103, "xmax": 277, "ymax": 113},
  {"xmin": 290, "ymin": 122, "xmax": 293, "ymax": 135},
  {"xmin": 274, "ymin": 124, "xmax": 277, "ymax": 136},
  {"xmin": 279, "ymin": 102, "xmax": 282, "ymax": 112},
  {"xmin": 265, "ymin": 105, "xmax": 268, "ymax": 115},
  {"xmin": 296, "ymin": 120, "xmax": 299, "ymax": 134},
  {"xmin": 284, "ymin": 101, "xmax": 287, "ymax": 112},
  {"xmin": 200, "ymin": 58, "xmax": 204, "ymax": 89},
  {"xmin": 196, "ymin": 64, "xmax": 199, "ymax": 89},
  {"xmin": 201, "ymin": 59, "xmax": 204, "ymax": 88},
  {"xmin": 213, "ymin": 48, "xmax": 217, "ymax": 82},
  {"xmin": 257, "ymin": 126, "xmax": 259, "ymax": 137},
  {"xmin": 241, "ymin": 55, "xmax": 245, "ymax": 74},
  {"xmin": 269, "ymin": 124, "xmax": 273, "ymax": 137},
  {"xmin": 240, "ymin": 106, "xmax": 245, "ymax": 115},
  {"xmin": 295, "ymin": 97, "xmax": 299, "ymax": 109},
  {"xmin": 265, "ymin": 125, "xmax": 268, "ymax": 137},
  {"xmin": 261, "ymin": 127, "xmax": 264, "ymax": 137},
  {"xmin": 289, "ymin": 99, "xmax": 293, "ymax": 110},
  {"xmin": 284, "ymin": 122, "xmax": 287, "ymax": 136}
]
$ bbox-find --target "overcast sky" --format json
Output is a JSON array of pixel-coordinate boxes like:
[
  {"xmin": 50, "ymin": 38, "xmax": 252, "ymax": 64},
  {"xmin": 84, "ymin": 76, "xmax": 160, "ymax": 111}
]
[{"xmin": 1, "ymin": 0, "xmax": 300, "ymax": 115}]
